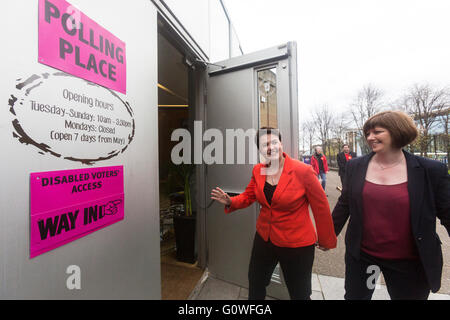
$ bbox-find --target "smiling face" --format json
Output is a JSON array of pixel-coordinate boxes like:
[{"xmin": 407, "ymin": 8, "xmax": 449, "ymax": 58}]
[
  {"xmin": 259, "ymin": 133, "xmax": 283, "ymax": 161},
  {"xmin": 365, "ymin": 126, "xmax": 394, "ymax": 153},
  {"xmin": 343, "ymin": 145, "xmax": 350, "ymax": 153}
]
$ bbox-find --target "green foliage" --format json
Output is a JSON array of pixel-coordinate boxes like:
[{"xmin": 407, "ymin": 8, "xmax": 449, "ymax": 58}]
[{"xmin": 169, "ymin": 163, "xmax": 195, "ymax": 216}]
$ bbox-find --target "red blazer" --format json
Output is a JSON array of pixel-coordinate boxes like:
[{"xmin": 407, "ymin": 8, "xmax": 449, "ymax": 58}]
[
  {"xmin": 310, "ymin": 154, "xmax": 329, "ymax": 175},
  {"xmin": 225, "ymin": 153, "xmax": 337, "ymax": 249}
]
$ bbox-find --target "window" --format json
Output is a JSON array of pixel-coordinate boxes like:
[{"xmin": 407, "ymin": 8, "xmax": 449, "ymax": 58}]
[{"xmin": 257, "ymin": 67, "xmax": 278, "ymax": 128}]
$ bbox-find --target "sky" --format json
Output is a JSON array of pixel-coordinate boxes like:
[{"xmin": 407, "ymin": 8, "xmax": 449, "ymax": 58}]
[{"xmin": 223, "ymin": 0, "xmax": 450, "ymax": 119}]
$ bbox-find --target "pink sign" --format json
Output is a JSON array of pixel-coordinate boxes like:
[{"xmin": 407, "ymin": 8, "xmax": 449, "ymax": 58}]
[
  {"xmin": 30, "ymin": 166, "xmax": 124, "ymax": 258},
  {"xmin": 38, "ymin": 0, "xmax": 126, "ymax": 93}
]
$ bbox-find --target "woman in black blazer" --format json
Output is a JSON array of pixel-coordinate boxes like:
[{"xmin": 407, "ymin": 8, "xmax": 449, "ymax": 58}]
[{"xmin": 332, "ymin": 110, "xmax": 449, "ymax": 300}]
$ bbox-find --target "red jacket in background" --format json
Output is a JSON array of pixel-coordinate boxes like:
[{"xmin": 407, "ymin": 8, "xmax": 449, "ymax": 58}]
[
  {"xmin": 224, "ymin": 153, "xmax": 337, "ymax": 249},
  {"xmin": 310, "ymin": 154, "xmax": 329, "ymax": 175}
]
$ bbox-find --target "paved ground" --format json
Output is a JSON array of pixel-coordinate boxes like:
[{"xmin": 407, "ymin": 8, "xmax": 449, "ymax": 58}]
[
  {"xmin": 191, "ymin": 170, "xmax": 450, "ymax": 300},
  {"xmin": 190, "ymin": 271, "xmax": 450, "ymax": 300}
]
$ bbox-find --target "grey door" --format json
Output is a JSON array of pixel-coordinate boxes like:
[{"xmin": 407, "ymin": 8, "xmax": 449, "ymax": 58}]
[{"xmin": 205, "ymin": 42, "xmax": 299, "ymax": 300}]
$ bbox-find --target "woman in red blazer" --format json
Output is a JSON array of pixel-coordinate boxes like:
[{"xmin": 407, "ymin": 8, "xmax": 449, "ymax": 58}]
[{"xmin": 211, "ymin": 128, "xmax": 337, "ymax": 300}]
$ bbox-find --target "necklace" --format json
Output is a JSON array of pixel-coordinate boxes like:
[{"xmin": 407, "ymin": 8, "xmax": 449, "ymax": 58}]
[
  {"xmin": 270, "ymin": 175, "xmax": 278, "ymax": 185},
  {"xmin": 375, "ymin": 158, "xmax": 403, "ymax": 170},
  {"xmin": 269, "ymin": 173, "xmax": 280, "ymax": 185},
  {"xmin": 268, "ymin": 159, "xmax": 284, "ymax": 184}
]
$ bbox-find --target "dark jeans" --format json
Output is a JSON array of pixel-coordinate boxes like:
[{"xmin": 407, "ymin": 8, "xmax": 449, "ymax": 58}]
[
  {"xmin": 344, "ymin": 250, "xmax": 430, "ymax": 300},
  {"xmin": 248, "ymin": 232, "xmax": 315, "ymax": 300}
]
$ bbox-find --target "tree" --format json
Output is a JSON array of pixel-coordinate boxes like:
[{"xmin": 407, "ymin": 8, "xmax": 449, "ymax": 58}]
[
  {"xmin": 403, "ymin": 84, "xmax": 449, "ymax": 156},
  {"xmin": 299, "ymin": 122, "xmax": 307, "ymax": 155},
  {"xmin": 311, "ymin": 104, "xmax": 333, "ymax": 156},
  {"xmin": 438, "ymin": 106, "xmax": 449, "ymax": 169},
  {"xmin": 330, "ymin": 113, "xmax": 351, "ymax": 150},
  {"xmin": 349, "ymin": 84, "xmax": 384, "ymax": 154},
  {"xmin": 302, "ymin": 119, "xmax": 316, "ymax": 154}
]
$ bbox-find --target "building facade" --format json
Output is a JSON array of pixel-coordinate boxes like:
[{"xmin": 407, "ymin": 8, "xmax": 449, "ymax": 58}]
[{"xmin": 0, "ymin": 0, "xmax": 299, "ymax": 299}]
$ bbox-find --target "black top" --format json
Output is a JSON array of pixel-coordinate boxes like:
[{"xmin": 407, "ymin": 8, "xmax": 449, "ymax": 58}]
[
  {"xmin": 264, "ymin": 182, "xmax": 277, "ymax": 205},
  {"xmin": 315, "ymin": 154, "xmax": 325, "ymax": 173},
  {"xmin": 337, "ymin": 151, "xmax": 357, "ymax": 176}
]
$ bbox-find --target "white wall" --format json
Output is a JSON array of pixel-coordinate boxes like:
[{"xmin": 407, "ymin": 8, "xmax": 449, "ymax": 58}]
[
  {"xmin": 230, "ymin": 25, "xmax": 243, "ymax": 57},
  {"xmin": 163, "ymin": 0, "xmax": 240, "ymax": 62},
  {"xmin": 209, "ymin": 0, "xmax": 231, "ymax": 62},
  {"xmin": 0, "ymin": 0, "xmax": 161, "ymax": 299},
  {"xmin": 163, "ymin": 0, "xmax": 211, "ymax": 57}
]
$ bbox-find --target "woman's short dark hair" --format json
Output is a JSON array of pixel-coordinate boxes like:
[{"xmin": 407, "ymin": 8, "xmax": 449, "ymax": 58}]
[
  {"xmin": 256, "ymin": 127, "xmax": 281, "ymax": 149},
  {"xmin": 363, "ymin": 110, "xmax": 418, "ymax": 149}
]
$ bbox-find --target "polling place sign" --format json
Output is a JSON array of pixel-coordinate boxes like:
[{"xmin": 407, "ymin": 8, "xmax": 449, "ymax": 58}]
[
  {"xmin": 38, "ymin": 0, "xmax": 126, "ymax": 93},
  {"xmin": 30, "ymin": 166, "xmax": 124, "ymax": 258}
]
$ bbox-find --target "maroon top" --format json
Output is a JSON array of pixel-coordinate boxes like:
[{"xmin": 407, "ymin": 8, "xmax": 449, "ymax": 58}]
[{"xmin": 361, "ymin": 180, "xmax": 419, "ymax": 260}]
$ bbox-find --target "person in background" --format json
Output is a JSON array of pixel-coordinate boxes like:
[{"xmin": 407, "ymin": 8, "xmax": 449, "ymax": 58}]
[
  {"xmin": 310, "ymin": 146, "xmax": 328, "ymax": 190},
  {"xmin": 337, "ymin": 144, "xmax": 357, "ymax": 187},
  {"xmin": 303, "ymin": 155, "xmax": 311, "ymax": 165},
  {"xmin": 332, "ymin": 110, "xmax": 450, "ymax": 300},
  {"xmin": 211, "ymin": 128, "xmax": 337, "ymax": 300}
]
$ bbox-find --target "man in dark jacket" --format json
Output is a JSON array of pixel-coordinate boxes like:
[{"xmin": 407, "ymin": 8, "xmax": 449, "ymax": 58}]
[{"xmin": 337, "ymin": 144, "xmax": 356, "ymax": 187}]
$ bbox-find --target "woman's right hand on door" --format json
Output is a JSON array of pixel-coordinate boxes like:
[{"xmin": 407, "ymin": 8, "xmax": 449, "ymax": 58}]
[{"xmin": 211, "ymin": 187, "xmax": 232, "ymax": 206}]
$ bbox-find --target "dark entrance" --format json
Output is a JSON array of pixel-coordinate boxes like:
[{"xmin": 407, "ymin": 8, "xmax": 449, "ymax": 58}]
[{"xmin": 157, "ymin": 23, "xmax": 203, "ymax": 300}]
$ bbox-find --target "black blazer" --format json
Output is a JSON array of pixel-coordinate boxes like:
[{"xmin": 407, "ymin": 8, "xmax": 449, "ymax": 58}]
[
  {"xmin": 337, "ymin": 151, "xmax": 357, "ymax": 177},
  {"xmin": 332, "ymin": 150, "xmax": 450, "ymax": 292}
]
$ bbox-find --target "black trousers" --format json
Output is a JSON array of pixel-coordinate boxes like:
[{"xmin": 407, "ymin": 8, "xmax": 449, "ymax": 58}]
[
  {"xmin": 344, "ymin": 250, "xmax": 430, "ymax": 300},
  {"xmin": 248, "ymin": 232, "xmax": 315, "ymax": 300}
]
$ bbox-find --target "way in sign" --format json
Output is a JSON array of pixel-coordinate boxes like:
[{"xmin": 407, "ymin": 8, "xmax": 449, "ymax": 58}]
[{"xmin": 37, "ymin": 204, "xmax": 109, "ymax": 241}]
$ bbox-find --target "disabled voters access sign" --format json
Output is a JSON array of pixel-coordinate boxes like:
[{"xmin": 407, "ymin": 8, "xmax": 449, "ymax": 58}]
[{"xmin": 30, "ymin": 166, "xmax": 124, "ymax": 258}]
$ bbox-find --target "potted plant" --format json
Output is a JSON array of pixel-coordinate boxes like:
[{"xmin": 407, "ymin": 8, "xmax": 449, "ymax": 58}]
[{"xmin": 169, "ymin": 163, "xmax": 196, "ymax": 263}]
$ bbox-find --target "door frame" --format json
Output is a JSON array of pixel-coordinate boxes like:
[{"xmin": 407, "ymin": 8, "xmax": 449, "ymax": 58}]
[
  {"xmin": 204, "ymin": 42, "xmax": 299, "ymax": 299},
  {"xmin": 156, "ymin": 12, "xmax": 210, "ymax": 269},
  {"xmin": 156, "ymin": 8, "xmax": 300, "ymax": 284}
]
